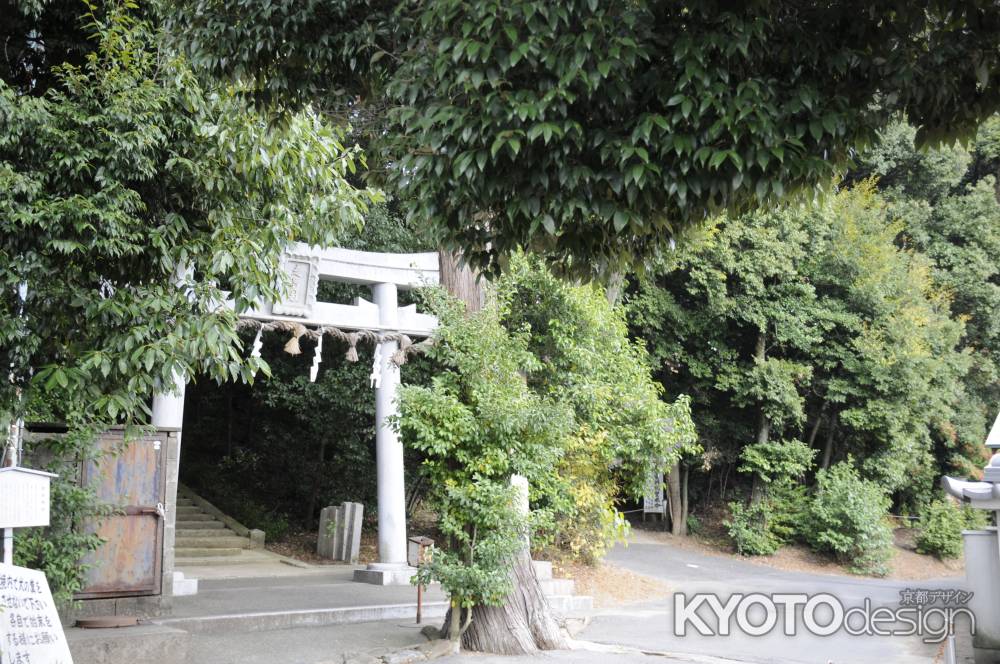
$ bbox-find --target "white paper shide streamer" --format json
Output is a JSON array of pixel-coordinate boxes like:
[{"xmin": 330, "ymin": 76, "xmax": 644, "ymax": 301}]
[
  {"xmin": 310, "ymin": 331, "xmax": 323, "ymax": 383},
  {"xmin": 369, "ymin": 344, "xmax": 382, "ymax": 389}
]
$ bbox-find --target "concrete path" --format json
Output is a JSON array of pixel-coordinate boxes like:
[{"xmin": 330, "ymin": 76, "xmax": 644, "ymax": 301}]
[
  {"xmin": 187, "ymin": 619, "xmax": 429, "ymax": 664},
  {"xmin": 175, "ymin": 548, "xmax": 339, "ymax": 580},
  {"xmin": 158, "ymin": 566, "xmax": 447, "ymax": 633},
  {"xmin": 573, "ymin": 537, "xmax": 968, "ymax": 664},
  {"xmin": 139, "ymin": 535, "xmax": 971, "ymax": 664}
]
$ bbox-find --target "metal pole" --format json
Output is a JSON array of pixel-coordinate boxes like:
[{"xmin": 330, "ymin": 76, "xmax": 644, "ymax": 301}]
[{"xmin": 416, "ymin": 583, "xmax": 423, "ymax": 624}]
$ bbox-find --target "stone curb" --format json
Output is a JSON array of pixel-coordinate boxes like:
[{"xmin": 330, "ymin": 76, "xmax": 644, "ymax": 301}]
[{"xmin": 155, "ymin": 601, "xmax": 449, "ymax": 634}]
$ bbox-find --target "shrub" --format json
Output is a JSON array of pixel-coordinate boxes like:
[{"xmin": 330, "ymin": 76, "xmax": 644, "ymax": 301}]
[
  {"xmin": 769, "ymin": 479, "xmax": 809, "ymax": 543},
  {"xmin": 686, "ymin": 513, "xmax": 702, "ymax": 536},
  {"xmin": 726, "ymin": 501, "xmax": 780, "ymax": 556},
  {"xmin": 804, "ymin": 461, "xmax": 894, "ymax": 576},
  {"xmin": 915, "ymin": 499, "xmax": 966, "ymax": 559}
]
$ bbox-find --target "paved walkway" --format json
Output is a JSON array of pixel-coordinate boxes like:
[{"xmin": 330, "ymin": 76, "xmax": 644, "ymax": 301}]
[
  {"xmin": 159, "ymin": 565, "xmax": 447, "ymax": 632},
  {"xmin": 576, "ymin": 537, "xmax": 970, "ymax": 664},
  {"xmin": 82, "ymin": 534, "xmax": 974, "ymax": 664}
]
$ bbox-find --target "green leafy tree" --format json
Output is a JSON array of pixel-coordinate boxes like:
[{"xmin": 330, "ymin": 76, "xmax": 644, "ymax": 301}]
[
  {"xmin": 630, "ymin": 182, "xmax": 972, "ymax": 567},
  {"xmin": 170, "ymin": 1, "xmax": 1000, "ymax": 277},
  {"xmin": 915, "ymin": 498, "xmax": 966, "ymax": 560},
  {"xmin": 851, "ymin": 119, "xmax": 1000, "ymax": 481},
  {"xmin": 399, "ymin": 259, "xmax": 695, "ymax": 652},
  {"xmin": 399, "ymin": 289, "xmax": 574, "ymax": 651},
  {"xmin": 0, "ymin": 2, "xmax": 372, "ymax": 596}
]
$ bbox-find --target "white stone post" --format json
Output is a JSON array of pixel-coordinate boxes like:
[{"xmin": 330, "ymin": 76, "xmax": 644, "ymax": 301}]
[
  {"xmin": 354, "ymin": 282, "xmax": 415, "ymax": 585},
  {"xmin": 151, "ymin": 371, "xmax": 186, "ymax": 430},
  {"xmin": 151, "ymin": 370, "xmax": 186, "ymax": 599}
]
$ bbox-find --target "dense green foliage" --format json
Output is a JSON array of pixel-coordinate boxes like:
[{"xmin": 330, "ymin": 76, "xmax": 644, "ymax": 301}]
[
  {"xmin": 725, "ymin": 501, "xmax": 780, "ymax": 557},
  {"xmin": 853, "ymin": 120, "xmax": 1000, "ymax": 480},
  {"xmin": 726, "ymin": 440, "xmax": 814, "ymax": 556},
  {"xmin": 915, "ymin": 499, "xmax": 966, "ymax": 560},
  {"xmin": 170, "ymin": 1, "xmax": 1000, "ymax": 277},
  {"xmin": 804, "ymin": 461, "xmax": 894, "ymax": 576},
  {"xmin": 629, "ymin": 117, "xmax": 1000, "ymax": 571},
  {"xmin": 1, "ymin": 3, "xmax": 371, "ymax": 435},
  {"xmin": 399, "ymin": 257, "xmax": 695, "ymax": 610},
  {"xmin": 631, "ymin": 183, "xmax": 967, "ymax": 502},
  {"xmin": 1, "ymin": 2, "xmax": 370, "ymax": 597}
]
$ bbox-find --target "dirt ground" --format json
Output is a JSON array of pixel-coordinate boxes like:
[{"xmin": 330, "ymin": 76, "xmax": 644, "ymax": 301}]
[
  {"xmin": 266, "ymin": 530, "xmax": 379, "ymax": 565},
  {"xmin": 551, "ymin": 559, "xmax": 672, "ymax": 607}
]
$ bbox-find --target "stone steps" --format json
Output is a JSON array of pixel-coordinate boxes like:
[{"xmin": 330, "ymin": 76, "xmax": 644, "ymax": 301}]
[
  {"xmin": 176, "ymin": 512, "xmax": 216, "ymax": 522},
  {"xmin": 176, "ymin": 528, "xmax": 233, "ymax": 538},
  {"xmin": 175, "ymin": 547, "xmax": 246, "ymax": 558},
  {"xmin": 531, "ymin": 560, "xmax": 593, "ymax": 615},
  {"xmin": 172, "ymin": 488, "xmax": 256, "ymax": 566},
  {"xmin": 175, "ymin": 536, "xmax": 252, "ymax": 549},
  {"xmin": 170, "ymin": 552, "xmax": 265, "ymax": 567}
]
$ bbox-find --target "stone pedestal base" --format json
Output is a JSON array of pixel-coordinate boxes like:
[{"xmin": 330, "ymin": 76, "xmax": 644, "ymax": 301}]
[{"xmin": 353, "ymin": 563, "xmax": 417, "ymax": 586}]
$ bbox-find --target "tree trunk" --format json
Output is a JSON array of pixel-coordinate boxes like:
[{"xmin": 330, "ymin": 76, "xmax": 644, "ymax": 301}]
[
  {"xmin": 438, "ymin": 477, "xmax": 568, "ymax": 654},
  {"xmin": 821, "ymin": 412, "xmax": 838, "ymax": 470},
  {"xmin": 806, "ymin": 399, "xmax": 827, "ymax": 449},
  {"xmin": 305, "ymin": 436, "xmax": 328, "ymax": 529},
  {"xmin": 681, "ymin": 464, "xmax": 690, "ymax": 532},
  {"xmin": 720, "ymin": 463, "xmax": 731, "ymax": 502},
  {"xmin": 444, "ymin": 548, "xmax": 567, "ymax": 654},
  {"xmin": 439, "ymin": 249, "xmax": 484, "ymax": 312},
  {"xmin": 668, "ymin": 462, "xmax": 686, "ymax": 536},
  {"xmin": 750, "ymin": 329, "xmax": 769, "ymax": 505}
]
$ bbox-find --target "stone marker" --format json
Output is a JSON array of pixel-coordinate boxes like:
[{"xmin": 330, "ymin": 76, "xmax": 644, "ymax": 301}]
[
  {"xmin": 0, "ymin": 564, "xmax": 73, "ymax": 664},
  {"xmin": 318, "ymin": 502, "xmax": 364, "ymax": 563}
]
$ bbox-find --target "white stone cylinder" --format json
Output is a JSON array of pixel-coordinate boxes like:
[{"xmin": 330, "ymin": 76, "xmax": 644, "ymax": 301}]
[
  {"xmin": 152, "ymin": 371, "xmax": 186, "ymax": 430},
  {"xmin": 372, "ymin": 283, "xmax": 408, "ymax": 567}
]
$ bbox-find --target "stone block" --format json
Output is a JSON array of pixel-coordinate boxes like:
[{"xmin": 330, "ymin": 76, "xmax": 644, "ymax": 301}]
[{"xmin": 318, "ymin": 502, "xmax": 363, "ymax": 563}]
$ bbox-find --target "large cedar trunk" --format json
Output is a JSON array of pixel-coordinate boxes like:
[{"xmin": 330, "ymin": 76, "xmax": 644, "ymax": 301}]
[
  {"xmin": 444, "ymin": 548, "xmax": 567, "ymax": 654},
  {"xmin": 438, "ymin": 249, "xmax": 484, "ymax": 312},
  {"xmin": 435, "ymin": 259, "xmax": 565, "ymax": 653}
]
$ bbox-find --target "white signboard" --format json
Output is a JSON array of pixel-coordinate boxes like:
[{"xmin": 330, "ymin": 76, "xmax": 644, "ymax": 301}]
[
  {"xmin": 643, "ymin": 467, "xmax": 665, "ymax": 516},
  {"xmin": 0, "ymin": 565, "xmax": 73, "ymax": 664},
  {"xmin": 0, "ymin": 469, "xmax": 55, "ymax": 530}
]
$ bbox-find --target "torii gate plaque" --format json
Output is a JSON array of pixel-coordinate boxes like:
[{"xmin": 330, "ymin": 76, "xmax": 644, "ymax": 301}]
[{"xmin": 151, "ymin": 244, "xmax": 439, "ymax": 585}]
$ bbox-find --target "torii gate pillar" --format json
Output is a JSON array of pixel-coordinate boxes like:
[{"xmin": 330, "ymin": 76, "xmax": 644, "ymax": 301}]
[{"xmin": 353, "ymin": 282, "xmax": 415, "ymax": 584}]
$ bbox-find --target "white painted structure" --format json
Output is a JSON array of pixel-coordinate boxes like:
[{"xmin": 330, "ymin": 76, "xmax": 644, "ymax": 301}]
[
  {"xmin": 940, "ymin": 409, "xmax": 1000, "ymax": 653},
  {"xmin": 0, "ymin": 466, "xmax": 57, "ymax": 564},
  {"xmin": 151, "ymin": 244, "xmax": 439, "ymax": 586}
]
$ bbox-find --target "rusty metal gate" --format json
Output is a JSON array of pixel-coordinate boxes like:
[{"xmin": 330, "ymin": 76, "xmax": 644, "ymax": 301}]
[{"xmin": 76, "ymin": 432, "xmax": 166, "ymax": 599}]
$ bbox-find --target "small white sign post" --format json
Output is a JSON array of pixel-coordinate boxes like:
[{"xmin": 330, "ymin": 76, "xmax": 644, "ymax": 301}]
[
  {"xmin": 0, "ymin": 466, "xmax": 71, "ymax": 664},
  {"xmin": 0, "ymin": 468, "xmax": 57, "ymax": 565}
]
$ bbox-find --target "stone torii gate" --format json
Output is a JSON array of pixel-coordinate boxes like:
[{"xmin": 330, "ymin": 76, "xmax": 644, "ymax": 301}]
[{"xmin": 151, "ymin": 244, "xmax": 439, "ymax": 585}]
